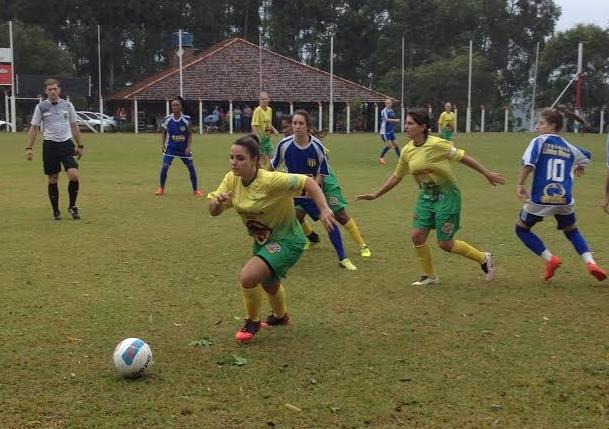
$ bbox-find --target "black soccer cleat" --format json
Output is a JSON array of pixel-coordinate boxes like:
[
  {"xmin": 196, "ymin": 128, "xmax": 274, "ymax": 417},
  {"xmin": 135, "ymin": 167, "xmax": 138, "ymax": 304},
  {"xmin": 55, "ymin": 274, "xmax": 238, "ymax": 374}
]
[
  {"xmin": 262, "ymin": 312, "xmax": 290, "ymax": 327},
  {"xmin": 307, "ymin": 231, "xmax": 321, "ymax": 243},
  {"xmin": 68, "ymin": 206, "xmax": 81, "ymax": 220},
  {"xmin": 53, "ymin": 211, "xmax": 61, "ymax": 221}
]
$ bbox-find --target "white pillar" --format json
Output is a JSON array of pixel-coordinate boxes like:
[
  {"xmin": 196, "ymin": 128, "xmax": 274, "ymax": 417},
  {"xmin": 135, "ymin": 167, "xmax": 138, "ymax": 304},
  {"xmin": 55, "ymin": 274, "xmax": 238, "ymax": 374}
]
[
  {"xmin": 318, "ymin": 102, "xmax": 323, "ymax": 130},
  {"xmin": 454, "ymin": 107, "xmax": 459, "ymax": 133},
  {"xmin": 99, "ymin": 97, "xmax": 104, "ymax": 134},
  {"xmin": 9, "ymin": 21, "xmax": 16, "ymax": 133},
  {"xmin": 374, "ymin": 103, "xmax": 379, "ymax": 133},
  {"xmin": 165, "ymin": 99, "xmax": 170, "ymax": 117},
  {"xmin": 466, "ymin": 39, "xmax": 473, "ymax": 134},
  {"xmin": 198, "ymin": 100, "xmax": 203, "ymax": 135},
  {"xmin": 4, "ymin": 93, "xmax": 9, "ymax": 133},
  {"xmin": 600, "ymin": 109, "xmax": 605, "ymax": 134},
  {"xmin": 504, "ymin": 108, "xmax": 509, "ymax": 133},
  {"xmin": 346, "ymin": 103, "xmax": 351, "ymax": 134},
  {"xmin": 289, "ymin": 102, "xmax": 293, "ymax": 115},
  {"xmin": 329, "ymin": 102, "xmax": 334, "ymax": 133},
  {"xmin": 480, "ymin": 106, "xmax": 485, "ymax": 133},
  {"xmin": 229, "ymin": 100, "xmax": 233, "ymax": 135},
  {"xmin": 401, "ymin": 106, "xmax": 405, "ymax": 133},
  {"xmin": 134, "ymin": 98, "xmax": 138, "ymax": 134}
]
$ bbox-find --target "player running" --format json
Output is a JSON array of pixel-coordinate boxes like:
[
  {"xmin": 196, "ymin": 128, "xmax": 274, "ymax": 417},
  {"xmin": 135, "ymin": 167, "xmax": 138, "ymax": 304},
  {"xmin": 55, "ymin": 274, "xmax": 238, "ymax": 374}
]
[
  {"xmin": 207, "ymin": 134, "xmax": 336, "ymax": 342},
  {"xmin": 515, "ymin": 107, "xmax": 606, "ymax": 282},
  {"xmin": 438, "ymin": 102, "xmax": 457, "ymax": 141},
  {"xmin": 155, "ymin": 97, "xmax": 203, "ymax": 196},
  {"xmin": 378, "ymin": 98, "xmax": 401, "ymax": 165},
  {"xmin": 357, "ymin": 107, "xmax": 504, "ymax": 286}
]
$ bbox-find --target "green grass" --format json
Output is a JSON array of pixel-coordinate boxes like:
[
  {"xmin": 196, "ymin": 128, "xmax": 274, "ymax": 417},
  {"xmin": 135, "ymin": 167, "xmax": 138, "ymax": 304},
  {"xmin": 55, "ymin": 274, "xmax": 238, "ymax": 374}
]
[{"xmin": 1, "ymin": 131, "xmax": 609, "ymax": 428}]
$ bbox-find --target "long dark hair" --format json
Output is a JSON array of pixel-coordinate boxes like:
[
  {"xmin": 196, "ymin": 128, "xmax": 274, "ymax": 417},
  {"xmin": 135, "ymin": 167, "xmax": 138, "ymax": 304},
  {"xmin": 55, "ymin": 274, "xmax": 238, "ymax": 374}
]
[
  {"xmin": 175, "ymin": 95, "xmax": 193, "ymax": 117},
  {"xmin": 292, "ymin": 110, "xmax": 326, "ymax": 139},
  {"xmin": 540, "ymin": 106, "xmax": 585, "ymax": 132},
  {"xmin": 407, "ymin": 107, "xmax": 432, "ymax": 139}
]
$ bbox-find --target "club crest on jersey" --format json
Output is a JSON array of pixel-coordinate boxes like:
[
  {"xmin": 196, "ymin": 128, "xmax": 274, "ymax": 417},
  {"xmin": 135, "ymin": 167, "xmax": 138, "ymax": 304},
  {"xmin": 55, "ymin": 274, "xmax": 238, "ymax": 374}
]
[
  {"xmin": 307, "ymin": 158, "xmax": 317, "ymax": 168},
  {"xmin": 541, "ymin": 183, "xmax": 567, "ymax": 204},
  {"xmin": 441, "ymin": 222, "xmax": 455, "ymax": 234},
  {"xmin": 265, "ymin": 242, "xmax": 281, "ymax": 254},
  {"xmin": 329, "ymin": 196, "xmax": 339, "ymax": 206}
]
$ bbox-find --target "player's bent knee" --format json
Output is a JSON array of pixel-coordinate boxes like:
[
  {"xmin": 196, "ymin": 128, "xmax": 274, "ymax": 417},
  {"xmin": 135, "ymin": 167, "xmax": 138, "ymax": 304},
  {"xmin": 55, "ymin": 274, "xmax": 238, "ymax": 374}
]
[
  {"xmin": 438, "ymin": 240, "xmax": 454, "ymax": 252},
  {"xmin": 515, "ymin": 221, "xmax": 530, "ymax": 231},
  {"xmin": 562, "ymin": 224, "xmax": 577, "ymax": 233},
  {"xmin": 48, "ymin": 174, "xmax": 59, "ymax": 184}
]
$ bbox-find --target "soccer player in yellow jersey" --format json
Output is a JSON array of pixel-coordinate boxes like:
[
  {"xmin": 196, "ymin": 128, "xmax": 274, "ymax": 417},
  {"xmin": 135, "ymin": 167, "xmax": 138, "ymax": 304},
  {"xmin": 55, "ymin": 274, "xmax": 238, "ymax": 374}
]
[
  {"xmin": 208, "ymin": 134, "xmax": 336, "ymax": 343},
  {"xmin": 251, "ymin": 91, "xmax": 279, "ymax": 168},
  {"xmin": 357, "ymin": 108, "xmax": 505, "ymax": 285},
  {"xmin": 438, "ymin": 102, "xmax": 457, "ymax": 141}
]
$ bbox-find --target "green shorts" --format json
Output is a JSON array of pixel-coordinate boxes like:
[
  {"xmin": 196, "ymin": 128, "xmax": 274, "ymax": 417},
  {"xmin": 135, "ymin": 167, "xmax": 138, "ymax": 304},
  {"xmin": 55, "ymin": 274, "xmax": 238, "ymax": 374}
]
[
  {"xmin": 323, "ymin": 174, "xmax": 348, "ymax": 213},
  {"xmin": 253, "ymin": 238, "xmax": 305, "ymax": 279},
  {"xmin": 412, "ymin": 190, "xmax": 461, "ymax": 241},
  {"xmin": 439, "ymin": 128, "xmax": 454, "ymax": 141},
  {"xmin": 259, "ymin": 136, "xmax": 274, "ymax": 156}
]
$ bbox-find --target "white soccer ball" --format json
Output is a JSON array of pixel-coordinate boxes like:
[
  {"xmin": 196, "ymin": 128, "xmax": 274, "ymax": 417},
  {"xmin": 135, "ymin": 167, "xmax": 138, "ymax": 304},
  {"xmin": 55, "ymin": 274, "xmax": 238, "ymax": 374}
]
[{"xmin": 112, "ymin": 338, "xmax": 153, "ymax": 378}]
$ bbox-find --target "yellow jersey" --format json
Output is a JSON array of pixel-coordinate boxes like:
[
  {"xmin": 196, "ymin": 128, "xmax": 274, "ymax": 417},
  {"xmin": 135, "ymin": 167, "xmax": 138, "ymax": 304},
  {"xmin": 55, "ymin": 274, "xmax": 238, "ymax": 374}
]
[
  {"xmin": 438, "ymin": 111, "xmax": 456, "ymax": 131},
  {"xmin": 207, "ymin": 169, "xmax": 307, "ymax": 244},
  {"xmin": 252, "ymin": 106, "xmax": 273, "ymax": 137},
  {"xmin": 394, "ymin": 135, "xmax": 465, "ymax": 199}
]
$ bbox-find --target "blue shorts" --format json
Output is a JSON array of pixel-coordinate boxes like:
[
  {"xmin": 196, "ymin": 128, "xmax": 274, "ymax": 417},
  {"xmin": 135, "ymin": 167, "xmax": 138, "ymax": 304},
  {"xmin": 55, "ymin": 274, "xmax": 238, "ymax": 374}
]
[
  {"xmin": 381, "ymin": 132, "xmax": 396, "ymax": 143},
  {"xmin": 518, "ymin": 209, "xmax": 576, "ymax": 230},
  {"xmin": 294, "ymin": 198, "xmax": 320, "ymax": 221}
]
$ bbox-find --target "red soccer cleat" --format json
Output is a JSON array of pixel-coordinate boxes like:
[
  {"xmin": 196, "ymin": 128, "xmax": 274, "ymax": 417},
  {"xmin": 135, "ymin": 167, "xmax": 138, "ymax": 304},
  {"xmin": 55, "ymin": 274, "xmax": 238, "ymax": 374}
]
[
  {"xmin": 193, "ymin": 190, "xmax": 204, "ymax": 196},
  {"xmin": 378, "ymin": 157, "xmax": 386, "ymax": 165},
  {"xmin": 154, "ymin": 187, "xmax": 165, "ymax": 196},
  {"xmin": 587, "ymin": 263, "xmax": 607, "ymax": 281},
  {"xmin": 544, "ymin": 255, "xmax": 562, "ymax": 281},
  {"xmin": 234, "ymin": 319, "xmax": 261, "ymax": 343}
]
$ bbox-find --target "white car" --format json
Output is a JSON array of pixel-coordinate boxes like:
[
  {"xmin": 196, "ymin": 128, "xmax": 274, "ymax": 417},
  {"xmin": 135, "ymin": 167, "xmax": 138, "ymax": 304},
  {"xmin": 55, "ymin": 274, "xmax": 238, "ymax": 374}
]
[
  {"xmin": 0, "ymin": 120, "xmax": 13, "ymax": 130},
  {"xmin": 80, "ymin": 111, "xmax": 118, "ymax": 131},
  {"xmin": 76, "ymin": 111, "xmax": 117, "ymax": 132}
]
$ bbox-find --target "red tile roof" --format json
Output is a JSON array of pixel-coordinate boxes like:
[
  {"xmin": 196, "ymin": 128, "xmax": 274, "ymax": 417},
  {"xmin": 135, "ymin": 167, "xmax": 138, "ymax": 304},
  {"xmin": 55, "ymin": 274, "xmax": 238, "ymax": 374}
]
[{"xmin": 107, "ymin": 37, "xmax": 394, "ymax": 103}]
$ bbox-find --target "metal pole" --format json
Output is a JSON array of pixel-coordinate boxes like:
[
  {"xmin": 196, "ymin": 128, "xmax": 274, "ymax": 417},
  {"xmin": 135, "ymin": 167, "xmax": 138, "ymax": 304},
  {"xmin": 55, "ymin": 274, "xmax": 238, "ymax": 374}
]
[
  {"xmin": 600, "ymin": 109, "xmax": 605, "ymax": 134},
  {"xmin": 374, "ymin": 103, "xmax": 379, "ymax": 133},
  {"xmin": 346, "ymin": 103, "xmax": 351, "ymax": 134},
  {"xmin": 229, "ymin": 100, "xmax": 233, "ymax": 135},
  {"xmin": 198, "ymin": 99, "xmax": 203, "ymax": 134},
  {"xmin": 575, "ymin": 42, "xmax": 583, "ymax": 133},
  {"xmin": 98, "ymin": 25, "xmax": 104, "ymax": 134},
  {"xmin": 9, "ymin": 21, "xmax": 16, "ymax": 132},
  {"xmin": 289, "ymin": 102, "xmax": 294, "ymax": 114},
  {"xmin": 134, "ymin": 98, "xmax": 138, "ymax": 134},
  {"xmin": 259, "ymin": 32, "xmax": 262, "ymax": 93},
  {"xmin": 4, "ymin": 93, "xmax": 9, "ymax": 133},
  {"xmin": 165, "ymin": 99, "xmax": 170, "ymax": 117},
  {"xmin": 401, "ymin": 36, "xmax": 405, "ymax": 133},
  {"xmin": 530, "ymin": 41, "xmax": 540, "ymax": 131},
  {"xmin": 466, "ymin": 39, "xmax": 472, "ymax": 133},
  {"xmin": 318, "ymin": 102, "xmax": 323, "ymax": 130},
  {"xmin": 88, "ymin": 75, "xmax": 91, "ymax": 97},
  {"xmin": 178, "ymin": 29, "xmax": 183, "ymax": 98},
  {"xmin": 329, "ymin": 35, "xmax": 334, "ymax": 133},
  {"xmin": 504, "ymin": 108, "xmax": 509, "ymax": 133},
  {"xmin": 480, "ymin": 106, "xmax": 485, "ymax": 133}
]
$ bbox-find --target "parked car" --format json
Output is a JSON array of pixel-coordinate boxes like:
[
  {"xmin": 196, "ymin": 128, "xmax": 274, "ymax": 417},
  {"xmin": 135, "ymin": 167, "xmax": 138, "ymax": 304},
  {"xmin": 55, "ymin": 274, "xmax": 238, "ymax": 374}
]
[
  {"xmin": 80, "ymin": 111, "xmax": 118, "ymax": 131},
  {"xmin": 75, "ymin": 111, "xmax": 117, "ymax": 132}
]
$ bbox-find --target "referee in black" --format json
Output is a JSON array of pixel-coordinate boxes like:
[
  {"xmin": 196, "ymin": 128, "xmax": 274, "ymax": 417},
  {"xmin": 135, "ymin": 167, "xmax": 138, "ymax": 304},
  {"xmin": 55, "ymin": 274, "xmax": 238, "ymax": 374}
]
[{"xmin": 25, "ymin": 78, "xmax": 84, "ymax": 220}]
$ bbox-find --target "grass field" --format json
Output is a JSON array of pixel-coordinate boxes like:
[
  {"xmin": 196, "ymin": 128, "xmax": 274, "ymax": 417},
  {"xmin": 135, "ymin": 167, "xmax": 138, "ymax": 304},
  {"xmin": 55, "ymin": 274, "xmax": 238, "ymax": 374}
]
[{"xmin": 1, "ymin": 130, "xmax": 609, "ymax": 428}]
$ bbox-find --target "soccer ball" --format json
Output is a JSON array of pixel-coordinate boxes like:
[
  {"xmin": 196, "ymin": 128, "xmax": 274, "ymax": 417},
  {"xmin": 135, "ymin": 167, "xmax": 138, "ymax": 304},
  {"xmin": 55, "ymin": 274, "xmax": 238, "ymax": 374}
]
[{"xmin": 112, "ymin": 338, "xmax": 153, "ymax": 378}]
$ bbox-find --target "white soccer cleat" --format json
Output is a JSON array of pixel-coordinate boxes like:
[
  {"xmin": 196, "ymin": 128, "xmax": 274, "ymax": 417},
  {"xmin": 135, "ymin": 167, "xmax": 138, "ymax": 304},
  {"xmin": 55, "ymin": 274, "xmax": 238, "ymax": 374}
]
[
  {"xmin": 482, "ymin": 252, "xmax": 496, "ymax": 281},
  {"xmin": 339, "ymin": 258, "xmax": 357, "ymax": 271},
  {"xmin": 411, "ymin": 275, "xmax": 440, "ymax": 286}
]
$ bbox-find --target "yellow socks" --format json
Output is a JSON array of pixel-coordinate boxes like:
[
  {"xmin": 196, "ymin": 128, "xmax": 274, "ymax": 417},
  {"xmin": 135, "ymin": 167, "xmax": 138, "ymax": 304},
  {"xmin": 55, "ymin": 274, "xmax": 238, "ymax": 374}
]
[
  {"xmin": 241, "ymin": 285, "xmax": 263, "ymax": 321},
  {"xmin": 343, "ymin": 218, "xmax": 366, "ymax": 247},
  {"xmin": 302, "ymin": 220, "xmax": 314, "ymax": 236},
  {"xmin": 413, "ymin": 243, "xmax": 435, "ymax": 277},
  {"xmin": 265, "ymin": 284, "xmax": 287, "ymax": 318},
  {"xmin": 450, "ymin": 240, "xmax": 485, "ymax": 264}
]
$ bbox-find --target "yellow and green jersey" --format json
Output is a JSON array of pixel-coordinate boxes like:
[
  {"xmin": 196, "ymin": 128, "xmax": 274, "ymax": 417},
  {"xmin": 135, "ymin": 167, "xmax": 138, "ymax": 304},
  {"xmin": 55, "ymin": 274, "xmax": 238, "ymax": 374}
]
[
  {"xmin": 394, "ymin": 135, "xmax": 464, "ymax": 201},
  {"xmin": 438, "ymin": 111, "xmax": 456, "ymax": 131},
  {"xmin": 252, "ymin": 106, "xmax": 273, "ymax": 137},
  {"xmin": 207, "ymin": 169, "xmax": 307, "ymax": 245}
]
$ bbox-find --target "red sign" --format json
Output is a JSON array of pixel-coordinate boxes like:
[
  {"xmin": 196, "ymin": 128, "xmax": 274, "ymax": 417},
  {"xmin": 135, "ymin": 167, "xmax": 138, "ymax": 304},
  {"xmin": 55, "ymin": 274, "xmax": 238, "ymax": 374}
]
[{"xmin": 0, "ymin": 63, "xmax": 12, "ymax": 85}]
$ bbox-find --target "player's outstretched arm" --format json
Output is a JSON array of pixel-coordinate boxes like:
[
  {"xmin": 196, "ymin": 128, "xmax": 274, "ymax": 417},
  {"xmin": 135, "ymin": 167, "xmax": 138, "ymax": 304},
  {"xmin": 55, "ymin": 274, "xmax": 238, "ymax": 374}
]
[
  {"xmin": 356, "ymin": 174, "xmax": 402, "ymax": 201},
  {"xmin": 516, "ymin": 166, "xmax": 534, "ymax": 202},
  {"xmin": 459, "ymin": 155, "xmax": 505, "ymax": 186},
  {"xmin": 304, "ymin": 177, "xmax": 337, "ymax": 231}
]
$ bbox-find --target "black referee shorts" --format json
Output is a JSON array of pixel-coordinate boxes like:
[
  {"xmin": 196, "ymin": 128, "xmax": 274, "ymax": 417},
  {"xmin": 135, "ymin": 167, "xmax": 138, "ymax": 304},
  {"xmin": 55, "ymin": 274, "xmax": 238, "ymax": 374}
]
[{"xmin": 42, "ymin": 139, "xmax": 79, "ymax": 175}]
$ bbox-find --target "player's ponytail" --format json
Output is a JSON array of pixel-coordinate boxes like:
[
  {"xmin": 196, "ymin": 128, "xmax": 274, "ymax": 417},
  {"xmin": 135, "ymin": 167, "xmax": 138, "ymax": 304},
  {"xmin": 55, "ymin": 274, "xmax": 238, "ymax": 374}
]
[{"xmin": 233, "ymin": 134, "xmax": 261, "ymax": 166}]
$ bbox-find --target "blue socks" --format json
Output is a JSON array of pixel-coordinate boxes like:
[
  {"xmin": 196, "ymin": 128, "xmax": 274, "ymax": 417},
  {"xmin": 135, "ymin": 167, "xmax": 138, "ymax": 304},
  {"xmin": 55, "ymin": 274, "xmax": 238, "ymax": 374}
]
[
  {"xmin": 379, "ymin": 146, "xmax": 390, "ymax": 158},
  {"xmin": 394, "ymin": 145, "xmax": 401, "ymax": 157},
  {"xmin": 185, "ymin": 160, "xmax": 198, "ymax": 190},
  {"xmin": 159, "ymin": 163, "xmax": 170, "ymax": 188},
  {"xmin": 563, "ymin": 228, "xmax": 590, "ymax": 255},
  {"xmin": 515, "ymin": 225, "xmax": 546, "ymax": 255},
  {"xmin": 328, "ymin": 227, "xmax": 346, "ymax": 261}
]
